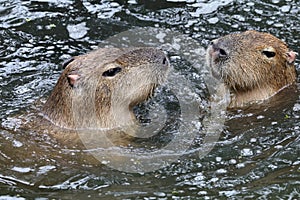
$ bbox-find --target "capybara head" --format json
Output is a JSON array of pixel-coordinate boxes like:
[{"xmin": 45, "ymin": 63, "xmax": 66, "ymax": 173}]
[
  {"xmin": 42, "ymin": 47, "xmax": 169, "ymax": 129},
  {"xmin": 206, "ymin": 30, "xmax": 297, "ymax": 107}
]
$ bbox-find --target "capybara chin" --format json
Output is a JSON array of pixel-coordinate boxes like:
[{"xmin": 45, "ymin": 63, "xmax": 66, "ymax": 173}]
[
  {"xmin": 42, "ymin": 47, "xmax": 169, "ymax": 131},
  {"xmin": 206, "ymin": 30, "xmax": 297, "ymax": 108}
]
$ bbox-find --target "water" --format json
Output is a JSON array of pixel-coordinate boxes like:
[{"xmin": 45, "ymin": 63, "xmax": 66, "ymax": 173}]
[{"xmin": 1, "ymin": 0, "xmax": 299, "ymax": 199}]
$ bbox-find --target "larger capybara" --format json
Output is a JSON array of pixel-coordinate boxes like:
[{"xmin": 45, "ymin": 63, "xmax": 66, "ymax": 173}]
[
  {"xmin": 23, "ymin": 47, "xmax": 169, "ymax": 147},
  {"xmin": 42, "ymin": 47, "xmax": 169, "ymax": 130}
]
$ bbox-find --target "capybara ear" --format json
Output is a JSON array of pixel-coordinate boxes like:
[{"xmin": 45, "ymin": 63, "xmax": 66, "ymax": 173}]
[
  {"xmin": 67, "ymin": 74, "xmax": 80, "ymax": 87},
  {"xmin": 62, "ymin": 57, "xmax": 75, "ymax": 69},
  {"xmin": 287, "ymin": 51, "xmax": 297, "ymax": 64}
]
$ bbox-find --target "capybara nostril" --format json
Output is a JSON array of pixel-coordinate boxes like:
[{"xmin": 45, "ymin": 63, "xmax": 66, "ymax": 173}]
[
  {"xmin": 219, "ymin": 48, "xmax": 228, "ymax": 58},
  {"xmin": 162, "ymin": 57, "xmax": 168, "ymax": 65}
]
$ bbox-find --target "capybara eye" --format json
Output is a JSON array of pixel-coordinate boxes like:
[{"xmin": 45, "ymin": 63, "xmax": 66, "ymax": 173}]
[
  {"xmin": 262, "ymin": 50, "xmax": 276, "ymax": 58},
  {"xmin": 102, "ymin": 67, "xmax": 122, "ymax": 77}
]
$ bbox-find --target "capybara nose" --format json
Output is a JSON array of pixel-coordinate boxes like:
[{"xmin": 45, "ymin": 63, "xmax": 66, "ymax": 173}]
[
  {"xmin": 210, "ymin": 40, "xmax": 228, "ymax": 59},
  {"xmin": 135, "ymin": 47, "xmax": 170, "ymax": 70},
  {"xmin": 150, "ymin": 48, "xmax": 170, "ymax": 70},
  {"xmin": 209, "ymin": 40, "xmax": 229, "ymax": 62},
  {"xmin": 154, "ymin": 50, "xmax": 169, "ymax": 66}
]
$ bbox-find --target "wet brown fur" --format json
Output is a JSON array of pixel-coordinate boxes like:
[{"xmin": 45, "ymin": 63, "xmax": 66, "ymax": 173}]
[
  {"xmin": 206, "ymin": 30, "xmax": 297, "ymax": 107},
  {"xmin": 42, "ymin": 47, "xmax": 169, "ymax": 131}
]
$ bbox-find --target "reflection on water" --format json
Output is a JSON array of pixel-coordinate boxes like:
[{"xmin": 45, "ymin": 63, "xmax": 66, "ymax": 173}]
[{"xmin": 0, "ymin": 0, "xmax": 299, "ymax": 199}]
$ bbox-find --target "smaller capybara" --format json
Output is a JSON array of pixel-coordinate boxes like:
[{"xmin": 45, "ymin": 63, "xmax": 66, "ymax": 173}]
[{"xmin": 206, "ymin": 30, "xmax": 297, "ymax": 107}]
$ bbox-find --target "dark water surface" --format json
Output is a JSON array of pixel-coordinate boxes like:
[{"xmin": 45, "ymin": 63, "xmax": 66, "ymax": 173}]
[{"xmin": 0, "ymin": 0, "xmax": 299, "ymax": 199}]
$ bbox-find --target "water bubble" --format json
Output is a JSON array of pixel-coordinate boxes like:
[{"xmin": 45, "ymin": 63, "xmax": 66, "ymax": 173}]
[
  {"xmin": 271, "ymin": 121, "xmax": 278, "ymax": 125},
  {"xmin": 216, "ymin": 157, "xmax": 222, "ymax": 162},
  {"xmin": 216, "ymin": 169, "xmax": 227, "ymax": 174},
  {"xmin": 236, "ymin": 163, "xmax": 245, "ymax": 169},
  {"xmin": 11, "ymin": 166, "xmax": 33, "ymax": 173},
  {"xmin": 67, "ymin": 22, "xmax": 89, "ymax": 39},
  {"xmin": 12, "ymin": 140, "xmax": 23, "ymax": 147},
  {"xmin": 250, "ymin": 138, "xmax": 257, "ymax": 143},
  {"xmin": 240, "ymin": 148, "xmax": 253, "ymax": 157},
  {"xmin": 153, "ymin": 192, "xmax": 166, "ymax": 197},
  {"xmin": 293, "ymin": 103, "xmax": 300, "ymax": 112},
  {"xmin": 128, "ymin": 0, "xmax": 137, "ymax": 4},
  {"xmin": 257, "ymin": 115, "xmax": 265, "ymax": 119},
  {"xmin": 229, "ymin": 159, "xmax": 237, "ymax": 165},
  {"xmin": 268, "ymin": 164, "xmax": 278, "ymax": 170},
  {"xmin": 207, "ymin": 17, "xmax": 219, "ymax": 24},
  {"xmin": 280, "ymin": 5, "xmax": 291, "ymax": 13}
]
